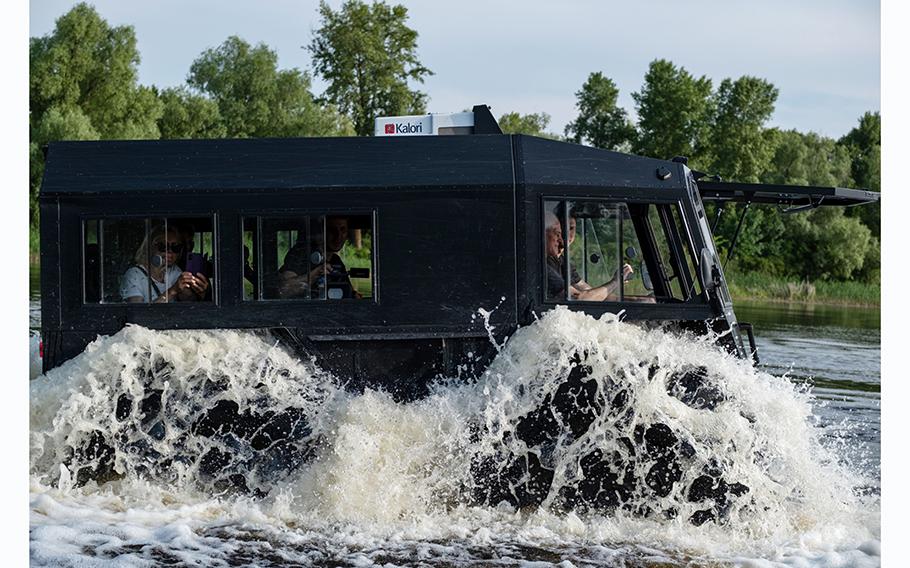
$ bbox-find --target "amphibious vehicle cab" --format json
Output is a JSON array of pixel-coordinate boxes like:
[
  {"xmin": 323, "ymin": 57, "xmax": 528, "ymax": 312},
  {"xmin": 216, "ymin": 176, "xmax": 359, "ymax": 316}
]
[{"xmin": 38, "ymin": 105, "xmax": 879, "ymax": 398}]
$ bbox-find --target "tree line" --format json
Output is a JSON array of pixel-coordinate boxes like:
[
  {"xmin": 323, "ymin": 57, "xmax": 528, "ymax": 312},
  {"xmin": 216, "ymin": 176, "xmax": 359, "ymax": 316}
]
[
  {"xmin": 30, "ymin": 2, "xmax": 880, "ymax": 283},
  {"xmin": 503, "ymin": 67, "xmax": 880, "ymax": 283}
]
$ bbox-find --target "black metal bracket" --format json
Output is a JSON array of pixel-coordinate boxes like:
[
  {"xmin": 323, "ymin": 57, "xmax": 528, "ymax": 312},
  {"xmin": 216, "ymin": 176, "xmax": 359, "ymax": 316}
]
[
  {"xmin": 691, "ymin": 169, "xmax": 722, "ymax": 182},
  {"xmin": 472, "ymin": 104, "xmax": 504, "ymax": 135},
  {"xmin": 711, "ymin": 202, "xmax": 726, "ymax": 234},
  {"xmin": 780, "ymin": 195, "xmax": 826, "ymax": 214},
  {"xmin": 723, "ymin": 199, "xmax": 752, "ymax": 271}
]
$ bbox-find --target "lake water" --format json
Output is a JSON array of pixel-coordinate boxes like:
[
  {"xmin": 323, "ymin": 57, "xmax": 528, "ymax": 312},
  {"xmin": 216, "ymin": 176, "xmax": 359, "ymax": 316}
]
[
  {"xmin": 28, "ymin": 296, "xmax": 881, "ymax": 567},
  {"xmin": 737, "ymin": 301, "xmax": 881, "ymax": 494}
]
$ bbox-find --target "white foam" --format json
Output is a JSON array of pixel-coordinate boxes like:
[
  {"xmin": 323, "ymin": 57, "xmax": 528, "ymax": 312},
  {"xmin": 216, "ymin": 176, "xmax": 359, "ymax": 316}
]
[{"xmin": 29, "ymin": 308, "xmax": 880, "ymax": 566}]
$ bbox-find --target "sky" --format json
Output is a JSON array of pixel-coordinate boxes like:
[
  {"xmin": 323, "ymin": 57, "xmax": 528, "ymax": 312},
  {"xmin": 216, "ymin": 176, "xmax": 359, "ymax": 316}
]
[{"xmin": 28, "ymin": 0, "xmax": 881, "ymax": 139}]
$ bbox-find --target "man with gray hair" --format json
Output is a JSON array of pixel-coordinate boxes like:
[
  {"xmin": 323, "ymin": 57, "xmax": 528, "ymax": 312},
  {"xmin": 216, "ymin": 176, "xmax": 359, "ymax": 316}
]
[{"xmin": 544, "ymin": 210, "xmax": 632, "ymax": 301}]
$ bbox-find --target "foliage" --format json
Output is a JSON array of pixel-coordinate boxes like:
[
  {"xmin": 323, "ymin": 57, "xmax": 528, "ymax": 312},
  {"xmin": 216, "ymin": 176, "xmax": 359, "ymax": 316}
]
[
  {"xmin": 705, "ymin": 79, "xmax": 780, "ymax": 272},
  {"xmin": 700, "ymin": 90, "xmax": 875, "ymax": 283},
  {"xmin": 707, "ymin": 76, "xmax": 778, "ymax": 182},
  {"xmin": 858, "ymin": 236, "xmax": 880, "ymax": 283},
  {"xmin": 564, "ymin": 72, "xmax": 636, "ymax": 151},
  {"xmin": 713, "ymin": 206, "xmax": 788, "ymax": 274},
  {"xmin": 29, "ymin": 4, "xmax": 163, "ymax": 139},
  {"xmin": 29, "ymin": 3, "xmax": 163, "ymax": 224},
  {"xmin": 839, "ymin": 111, "xmax": 881, "ymax": 235},
  {"xmin": 632, "ymin": 59, "xmax": 713, "ymax": 166},
  {"xmin": 840, "ymin": 111, "xmax": 881, "ymax": 189},
  {"xmin": 188, "ymin": 36, "xmax": 353, "ymax": 138},
  {"xmin": 777, "ymin": 207, "xmax": 872, "ymax": 280},
  {"xmin": 156, "ymin": 87, "xmax": 226, "ymax": 140},
  {"xmin": 498, "ymin": 112, "xmax": 561, "ymax": 139},
  {"xmin": 762, "ymin": 129, "xmax": 853, "ymax": 187},
  {"xmin": 308, "ymin": 0, "xmax": 432, "ymax": 136}
]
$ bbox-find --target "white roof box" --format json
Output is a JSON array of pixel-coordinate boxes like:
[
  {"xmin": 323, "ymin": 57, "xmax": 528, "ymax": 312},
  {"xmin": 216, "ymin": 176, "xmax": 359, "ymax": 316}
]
[
  {"xmin": 374, "ymin": 105, "xmax": 503, "ymax": 137},
  {"xmin": 375, "ymin": 111, "xmax": 475, "ymax": 136}
]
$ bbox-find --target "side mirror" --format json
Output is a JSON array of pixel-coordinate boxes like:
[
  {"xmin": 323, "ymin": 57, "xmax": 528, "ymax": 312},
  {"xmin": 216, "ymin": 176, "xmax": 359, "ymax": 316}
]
[
  {"xmin": 625, "ymin": 246, "xmax": 638, "ymax": 260},
  {"xmin": 641, "ymin": 262, "xmax": 653, "ymax": 291},
  {"xmin": 700, "ymin": 247, "xmax": 717, "ymax": 292}
]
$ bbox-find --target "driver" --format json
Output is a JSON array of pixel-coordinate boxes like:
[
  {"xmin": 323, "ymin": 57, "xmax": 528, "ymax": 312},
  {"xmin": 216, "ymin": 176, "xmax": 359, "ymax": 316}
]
[{"xmin": 545, "ymin": 211, "xmax": 632, "ymax": 301}]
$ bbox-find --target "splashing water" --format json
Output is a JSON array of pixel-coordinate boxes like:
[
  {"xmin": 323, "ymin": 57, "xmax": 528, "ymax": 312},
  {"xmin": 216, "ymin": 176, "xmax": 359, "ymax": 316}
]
[{"xmin": 29, "ymin": 309, "xmax": 880, "ymax": 566}]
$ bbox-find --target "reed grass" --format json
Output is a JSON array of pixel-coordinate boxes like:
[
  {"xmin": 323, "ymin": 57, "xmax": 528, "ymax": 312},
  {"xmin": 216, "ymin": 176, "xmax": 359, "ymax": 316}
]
[{"xmin": 725, "ymin": 269, "xmax": 880, "ymax": 306}]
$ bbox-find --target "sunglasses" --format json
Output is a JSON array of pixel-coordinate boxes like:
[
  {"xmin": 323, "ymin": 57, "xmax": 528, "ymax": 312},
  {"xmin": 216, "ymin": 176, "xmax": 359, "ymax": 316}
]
[{"xmin": 155, "ymin": 241, "xmax": 184, "ymax": 254}]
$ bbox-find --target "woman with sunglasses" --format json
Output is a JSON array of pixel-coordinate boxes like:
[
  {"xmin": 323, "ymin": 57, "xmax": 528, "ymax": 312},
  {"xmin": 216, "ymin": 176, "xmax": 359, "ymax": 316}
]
[{"xmin": 120, "ymin": 226, "xmax": 209, "ymax": 303}]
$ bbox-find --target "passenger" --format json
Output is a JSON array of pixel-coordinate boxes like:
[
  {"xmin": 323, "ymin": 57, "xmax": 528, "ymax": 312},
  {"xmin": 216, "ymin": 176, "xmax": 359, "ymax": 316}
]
[
  {"xmin": 120, "ymin": 226, "xmax": 210, "ymax": 303},
  {"xmin": 545, "ymin": 212, "xmax": 632, "ymax": 301},
  {"xmin": 277, "ymin": 216, "xmax": 361, "ymax": 299},
  {"xmin": 178, "ymin": 222, "xmax": 214, "ymax": 301}
]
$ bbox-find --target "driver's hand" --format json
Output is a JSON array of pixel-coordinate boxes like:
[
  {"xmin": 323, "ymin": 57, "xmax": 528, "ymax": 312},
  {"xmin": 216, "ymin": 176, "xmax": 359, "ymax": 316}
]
[{"xmin": 622, "ymin": 263, "xmax": 634, "ymax": 281}]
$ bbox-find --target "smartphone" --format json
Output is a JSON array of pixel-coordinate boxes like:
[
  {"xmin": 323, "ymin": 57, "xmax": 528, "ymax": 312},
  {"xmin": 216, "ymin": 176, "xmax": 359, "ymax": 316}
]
[{"xmin": 186, "ymin": 252, "xmax": 204, "ymax": 275}]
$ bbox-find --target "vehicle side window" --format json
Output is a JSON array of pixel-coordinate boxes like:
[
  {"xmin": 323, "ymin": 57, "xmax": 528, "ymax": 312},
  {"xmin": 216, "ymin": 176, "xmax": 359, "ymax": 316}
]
[
  {"xmin": 244, "ymin": 213, "xmax": 374, "ymax": 301},
  {"xmin": 543, "ymin": 199, "xmax": 700, "ymax": 304},
  {"xmin": 82, "ymin": 217, "xmax": 216, "ymax": 304}
]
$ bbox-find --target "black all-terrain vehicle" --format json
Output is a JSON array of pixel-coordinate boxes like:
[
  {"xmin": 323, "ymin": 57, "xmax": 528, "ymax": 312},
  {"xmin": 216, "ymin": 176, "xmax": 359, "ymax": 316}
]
[
  {"xmin": 39, "ymin": 104, "xmax": 878, "ymax": 382},
  {"xmin": 36, "ymin": 105, "xmax": 879, "ymax": 520}
]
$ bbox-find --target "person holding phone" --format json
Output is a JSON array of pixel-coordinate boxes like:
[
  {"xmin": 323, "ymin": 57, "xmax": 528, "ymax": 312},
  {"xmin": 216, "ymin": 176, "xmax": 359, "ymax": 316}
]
[
  {"xmin": 120, "ymin": 226, "xmax": 209, "ymax": 303},
  {"xmin": 277, "ymin": 216, "xmax": 361, "ymax": 299}
]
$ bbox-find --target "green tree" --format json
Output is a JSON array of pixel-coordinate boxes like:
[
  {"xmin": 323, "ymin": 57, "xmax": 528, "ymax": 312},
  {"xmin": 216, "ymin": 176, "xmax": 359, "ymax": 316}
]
[
  {"xmin": 308, "ymin": 0, "xmax": 432, "ymax": 136},
  {"xmin": 29, "ymin": 107, "xmax": 100, "ymax": 227},
  {"xmin": 781, "ymin": 207, "xmax": 872, "ymax": 281},
  {"xmin": 713, "ymin": 207, "xmax": 788, "ymax": 274},
  {"xmin": 840, "ymin": 111, "xmax": 881, "ymax": 190},
  {"xmin": 498, "ymin": 111, "xmax": 560, "ymax": 139},
  {"xmin": 754, "ymin": 128, "xmax": 874, "ymax": 281},
  {"xmin": 29, "ymin": 3, "xmax": 163, "ymax": 224},
  {"xmin": 156, "ymin": 87, "xmax": 226, "ymax": 140},
  {"xmin": 707, "ymin": 76, "xmax": 778, "ymax": 183},
  {"xmin": 839, "ymin": 111, "xmax": 880, "ymax": 236},
  {"xmin": 632, "ymin": 59, "xmax": 713, "ymax": 165},
  {"xmin": 763, "ymin": 129, "xmax": 852, "ymax": 187},
  {"xmin": 703, "ymin": 76, "xmax": 780, "ymax": 274},
  {"xmin": 29, "ymin": 4, "xmax": 162, "ymax": 139},
  {"xmin": 188, "ymin": 36, "xmax": 352, "ymax": 138},
  {"xmin": 564, "ymin": 72, "xmax": 636, "ymax": 150}
]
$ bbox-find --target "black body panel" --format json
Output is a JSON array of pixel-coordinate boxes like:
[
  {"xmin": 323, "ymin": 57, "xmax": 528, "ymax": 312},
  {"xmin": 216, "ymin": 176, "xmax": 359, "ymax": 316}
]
[
  {"xmin": 41, "ymin": 135, "xmax": 514, "ymax": 195},
  {"xmin": 39, "ymin": 133, "xmax": 742, "ymax": 381}
]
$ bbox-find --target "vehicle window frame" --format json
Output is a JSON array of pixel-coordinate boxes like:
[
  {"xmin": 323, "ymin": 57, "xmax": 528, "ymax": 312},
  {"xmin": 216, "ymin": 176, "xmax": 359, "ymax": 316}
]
[
  {"xmin": 80, "ymin": 214, "xmax": 219, "ymax": 306},
  {"xmin": 540, "ymin": 196, "xmax": 706, "ymax": 307},
  {"xmin": 659, "ymin": 203, "xmax": 704, "ymax": 300},
  {"xmin": 242, "ymin": 210, "xmax": 378, "ymax": 303}
]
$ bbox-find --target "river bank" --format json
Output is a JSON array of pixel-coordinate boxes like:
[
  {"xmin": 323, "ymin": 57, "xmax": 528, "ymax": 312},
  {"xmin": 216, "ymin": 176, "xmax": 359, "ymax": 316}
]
[{"xmin": 725, "ymin": 270, "xmax": 880, "ymax": 307}]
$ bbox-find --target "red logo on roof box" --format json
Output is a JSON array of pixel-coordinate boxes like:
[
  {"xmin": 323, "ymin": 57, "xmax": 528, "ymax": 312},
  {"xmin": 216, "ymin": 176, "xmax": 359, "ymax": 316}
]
[{"xmin": 384, "ymin": 124, "xmax": 395, "ymax": 134}]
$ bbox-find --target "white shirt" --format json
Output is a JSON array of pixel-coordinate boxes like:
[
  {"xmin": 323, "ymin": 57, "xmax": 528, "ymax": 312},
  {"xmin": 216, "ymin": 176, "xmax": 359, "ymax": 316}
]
[{"xmin": 120, "ymin": 265, "xmax": 182, "ymax": 303}]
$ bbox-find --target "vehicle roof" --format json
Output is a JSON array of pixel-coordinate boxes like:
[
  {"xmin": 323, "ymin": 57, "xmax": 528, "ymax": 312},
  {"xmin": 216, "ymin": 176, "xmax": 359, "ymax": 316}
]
[{"xmin": 39, "ymin": 134, "xmax": 686, "ymax": 197}]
